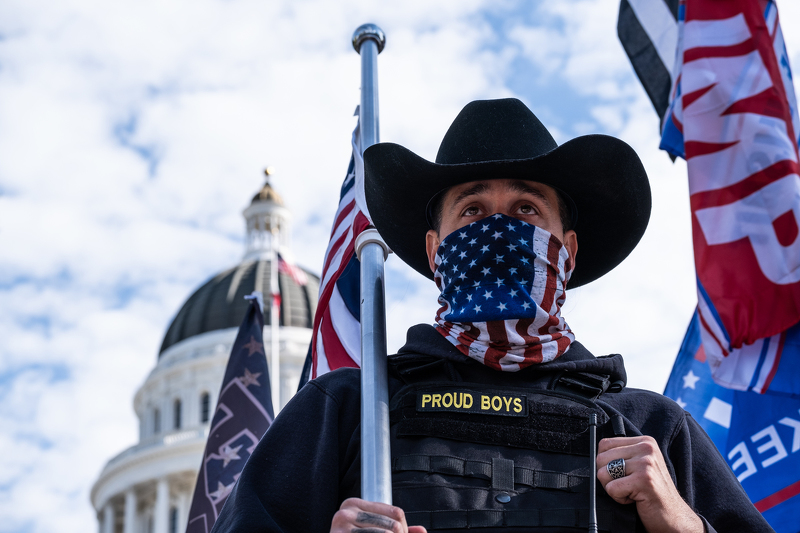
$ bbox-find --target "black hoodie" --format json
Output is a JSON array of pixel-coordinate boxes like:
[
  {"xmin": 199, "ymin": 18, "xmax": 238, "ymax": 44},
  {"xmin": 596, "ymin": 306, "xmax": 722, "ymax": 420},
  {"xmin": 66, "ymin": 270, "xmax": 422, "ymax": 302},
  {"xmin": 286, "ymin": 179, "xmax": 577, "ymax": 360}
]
[{"xmin": 211, "ymin": 325, "xmax": 773, "ymax": 533}]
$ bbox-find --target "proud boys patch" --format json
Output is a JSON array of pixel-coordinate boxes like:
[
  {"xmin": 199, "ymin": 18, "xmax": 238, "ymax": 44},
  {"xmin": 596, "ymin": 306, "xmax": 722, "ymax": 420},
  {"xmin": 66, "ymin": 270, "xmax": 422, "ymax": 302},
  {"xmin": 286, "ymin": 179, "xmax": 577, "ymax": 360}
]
[{"xmin": 416, "ymin": 388, "xmax": 528, "ymax": 417}]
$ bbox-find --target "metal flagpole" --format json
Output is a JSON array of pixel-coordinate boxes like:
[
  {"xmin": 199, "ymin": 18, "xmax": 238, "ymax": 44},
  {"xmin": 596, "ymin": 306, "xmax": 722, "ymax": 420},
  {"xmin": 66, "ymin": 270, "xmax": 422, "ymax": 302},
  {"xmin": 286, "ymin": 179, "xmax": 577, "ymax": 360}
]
[
  {"xmin": 270, "ymin": 226, "xmax": 281, "ymax": 413},
  {"xmin": 351, "ymin": 23, "xmax": 392, "ymax": 505}
]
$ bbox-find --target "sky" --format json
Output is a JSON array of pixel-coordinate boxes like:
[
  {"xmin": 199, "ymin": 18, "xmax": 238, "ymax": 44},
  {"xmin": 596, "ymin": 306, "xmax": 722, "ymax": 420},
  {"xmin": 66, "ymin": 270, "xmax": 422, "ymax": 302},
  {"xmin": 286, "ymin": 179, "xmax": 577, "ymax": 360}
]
[{"xmin": 0, "ymin": 0, "xmax": 799, "ymax": 531}]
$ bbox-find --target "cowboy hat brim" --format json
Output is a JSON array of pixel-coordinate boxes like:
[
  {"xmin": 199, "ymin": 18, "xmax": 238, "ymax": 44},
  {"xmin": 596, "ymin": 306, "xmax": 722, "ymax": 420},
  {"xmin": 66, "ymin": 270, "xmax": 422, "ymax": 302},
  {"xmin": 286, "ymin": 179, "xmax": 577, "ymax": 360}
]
[{"xmin": 364, "ymin": 133, "xmax": 651, "ymax": 288}]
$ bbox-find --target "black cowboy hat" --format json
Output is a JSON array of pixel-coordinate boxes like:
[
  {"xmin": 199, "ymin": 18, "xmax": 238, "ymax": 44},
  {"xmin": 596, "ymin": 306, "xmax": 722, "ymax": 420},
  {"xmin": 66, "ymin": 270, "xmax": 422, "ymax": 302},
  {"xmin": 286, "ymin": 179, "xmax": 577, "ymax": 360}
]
[{"xmin": 363, "ymin": 98, "xmax": 651, "ymax": 288}]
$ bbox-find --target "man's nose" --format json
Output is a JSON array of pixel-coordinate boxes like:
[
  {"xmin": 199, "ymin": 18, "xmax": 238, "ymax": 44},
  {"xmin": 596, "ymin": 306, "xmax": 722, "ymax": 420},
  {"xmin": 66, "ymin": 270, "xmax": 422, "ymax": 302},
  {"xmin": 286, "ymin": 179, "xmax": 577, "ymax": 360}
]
[{"xmin": 491, "ymin": 206, "xmax": 515, "ymax": 218}]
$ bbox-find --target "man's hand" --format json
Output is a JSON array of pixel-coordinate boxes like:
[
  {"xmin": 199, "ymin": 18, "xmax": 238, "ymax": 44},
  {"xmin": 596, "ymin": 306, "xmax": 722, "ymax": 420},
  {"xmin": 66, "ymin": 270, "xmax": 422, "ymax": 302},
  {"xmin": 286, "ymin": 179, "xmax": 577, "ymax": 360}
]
[
  {"xmin": 331, "ymin": 498, "xmax": 427, "ymax": 533},
  {"xmin": 596, "ymin": 436, "xmax": 704, "ymax": 533}
]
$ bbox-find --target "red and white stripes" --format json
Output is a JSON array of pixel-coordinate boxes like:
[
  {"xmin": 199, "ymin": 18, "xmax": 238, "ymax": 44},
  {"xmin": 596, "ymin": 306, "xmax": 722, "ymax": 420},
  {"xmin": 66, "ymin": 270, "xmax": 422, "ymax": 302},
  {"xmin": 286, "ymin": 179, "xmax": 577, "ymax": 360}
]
[{"xmin": 310, "ymin": 115, "xmax": 371, "ymax": 378}]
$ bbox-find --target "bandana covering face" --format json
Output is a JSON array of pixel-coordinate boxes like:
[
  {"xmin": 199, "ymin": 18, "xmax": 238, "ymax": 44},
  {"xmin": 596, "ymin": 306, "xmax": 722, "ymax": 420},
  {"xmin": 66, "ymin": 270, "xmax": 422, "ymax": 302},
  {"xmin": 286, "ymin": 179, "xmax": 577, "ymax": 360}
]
[{"xmin": 433, "ymin": 213, "xmax": 575, "ymax": 371}]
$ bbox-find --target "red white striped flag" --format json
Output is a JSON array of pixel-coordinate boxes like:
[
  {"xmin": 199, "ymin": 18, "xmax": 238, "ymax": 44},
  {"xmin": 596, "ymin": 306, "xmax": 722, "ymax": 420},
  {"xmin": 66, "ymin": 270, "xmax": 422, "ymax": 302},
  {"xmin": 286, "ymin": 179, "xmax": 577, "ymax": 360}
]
[
  {"xmin": 278, "ymin": 253, "xmax": 308, "ymax": 286},
  {"xmin": 310, "ymin": 111, "xmax": 372, "ymax": 378},
  {"xmin": 657, "ymin": 0, "xmax": 800, "ymax": 395}
]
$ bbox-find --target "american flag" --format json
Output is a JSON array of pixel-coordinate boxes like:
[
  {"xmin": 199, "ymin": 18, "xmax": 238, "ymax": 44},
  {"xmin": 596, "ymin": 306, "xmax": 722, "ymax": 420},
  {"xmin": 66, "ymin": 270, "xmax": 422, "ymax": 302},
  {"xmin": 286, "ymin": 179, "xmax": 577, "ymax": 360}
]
[
  {"xmin": 185, "ymin": 294, "xmax": 274, "ymax": 533},
  {"xmin": 309, "ymin": 111, "xmax": 371, "ymax": 379},
  {"xmin": 620, "ymin": 0, "xmax": 800, "ymax": 396}
]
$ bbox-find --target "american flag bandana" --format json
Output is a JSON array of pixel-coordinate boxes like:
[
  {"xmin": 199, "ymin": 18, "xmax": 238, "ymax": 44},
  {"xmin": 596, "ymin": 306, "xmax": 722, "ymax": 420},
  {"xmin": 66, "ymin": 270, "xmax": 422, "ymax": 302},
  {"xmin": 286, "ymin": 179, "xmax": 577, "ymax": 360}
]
[{"xmin": 434, "ymin": 213, "xmax": 575, "ymax": 371}]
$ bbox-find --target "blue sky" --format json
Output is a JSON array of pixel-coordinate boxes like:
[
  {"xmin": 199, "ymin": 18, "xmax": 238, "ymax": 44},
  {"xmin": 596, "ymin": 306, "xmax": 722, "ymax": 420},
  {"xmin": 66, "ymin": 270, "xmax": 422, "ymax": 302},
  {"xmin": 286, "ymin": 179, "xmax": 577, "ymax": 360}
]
[{"xmin": 0, "ymin": 0, "xmax": 799, "ymax": 531}]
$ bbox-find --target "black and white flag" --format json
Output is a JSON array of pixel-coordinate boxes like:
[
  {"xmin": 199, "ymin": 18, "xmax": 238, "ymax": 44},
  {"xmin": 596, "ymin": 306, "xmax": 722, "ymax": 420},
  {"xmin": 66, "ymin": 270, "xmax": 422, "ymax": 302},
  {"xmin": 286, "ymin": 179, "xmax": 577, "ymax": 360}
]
[{"xmin": 617, "ymin": 0, "xmax": 680, "ymax": 121}]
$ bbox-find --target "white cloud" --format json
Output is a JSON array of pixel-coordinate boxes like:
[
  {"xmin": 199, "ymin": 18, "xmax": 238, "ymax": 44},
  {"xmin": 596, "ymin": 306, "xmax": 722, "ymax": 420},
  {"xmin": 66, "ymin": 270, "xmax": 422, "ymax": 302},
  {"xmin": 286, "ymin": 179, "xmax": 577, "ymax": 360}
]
[{"xmin": 1, "ymin": 0, "xmax": 799, "ymax": 531}]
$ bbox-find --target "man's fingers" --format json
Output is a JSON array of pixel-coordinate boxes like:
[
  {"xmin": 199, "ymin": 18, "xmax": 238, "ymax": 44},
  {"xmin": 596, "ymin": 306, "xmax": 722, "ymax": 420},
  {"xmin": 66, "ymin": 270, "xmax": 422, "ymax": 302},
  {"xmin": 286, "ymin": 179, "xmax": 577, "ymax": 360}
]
[
  {"xmin": 597, "ymin": 457, "xmax": 627, "ymax": 486},
  {"xmin": 596, "ymin": 447, "xmax": 636, "ymax": 487},
  {"xmin": 332, "ymin": 498, "xmax": 410, "ymax": 533},
  {"xmin": 343, "ymin": 499, "xmax": 404, "ymax": 522},
  {"xmin": 597, "ymin": 436, "xmax": 648, "ymax": 454},
  {"xmin": 597, "ymin": 454, "xmax": 655, "ymax": 485},
  {"xmin": 602, "ymin": 476, "xmax": 636, "ymax": 505},
  {"xmin": 340, "ymin": 498, "xmax": 403, "ymax": 517},
  {"xmin": 354, "ymin": 511, "xmax": 402, "ymax": 533},
  {"xmin": 356, "ymin": 512, "xmax": 396, "ymax": 529},
  {"xmin": 596, "ymin": 437, "xmax": 659, "ymax": 473},
  {"xmin": 595, "ymin": 437, "xmax": 667, "ymax": 495},
  {"xmin": 595, "ymin": 436, "xmax": 676, "ymax": 509}
]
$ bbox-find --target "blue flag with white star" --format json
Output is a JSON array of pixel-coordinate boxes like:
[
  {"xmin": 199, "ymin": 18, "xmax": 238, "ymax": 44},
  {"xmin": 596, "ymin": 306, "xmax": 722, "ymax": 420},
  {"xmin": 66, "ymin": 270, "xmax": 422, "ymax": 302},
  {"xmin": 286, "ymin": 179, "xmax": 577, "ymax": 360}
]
[
  {"xmin": 186, "ymin": 294, "xmax": 274, "ymax": 533},
  {"xmin": 664, "ymin": 312, "xmax": 800, "ymax": 531}
]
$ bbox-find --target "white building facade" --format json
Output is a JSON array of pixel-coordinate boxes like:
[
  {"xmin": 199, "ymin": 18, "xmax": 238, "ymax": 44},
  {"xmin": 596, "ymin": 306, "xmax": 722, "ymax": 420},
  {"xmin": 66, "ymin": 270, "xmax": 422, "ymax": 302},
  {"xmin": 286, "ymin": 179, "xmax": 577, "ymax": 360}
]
[{"xmin": 91, "ymin": 178, "xmax": 318, "ymax": 533}]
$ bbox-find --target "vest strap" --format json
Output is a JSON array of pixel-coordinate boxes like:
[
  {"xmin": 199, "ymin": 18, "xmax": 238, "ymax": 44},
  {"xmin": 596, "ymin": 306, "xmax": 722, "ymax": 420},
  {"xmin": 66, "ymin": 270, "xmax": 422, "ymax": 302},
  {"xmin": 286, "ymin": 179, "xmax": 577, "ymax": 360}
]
[
  {"xmin": 393, "ymin": 454, "xmax": 587, "ymax": 492},
  {"xmin": 405, "ymin": 508, "xmax": 615, "ymax": 530},
  {"xmin": 491, "ymin": 458, "xmax": 514, "ymax": 490}
]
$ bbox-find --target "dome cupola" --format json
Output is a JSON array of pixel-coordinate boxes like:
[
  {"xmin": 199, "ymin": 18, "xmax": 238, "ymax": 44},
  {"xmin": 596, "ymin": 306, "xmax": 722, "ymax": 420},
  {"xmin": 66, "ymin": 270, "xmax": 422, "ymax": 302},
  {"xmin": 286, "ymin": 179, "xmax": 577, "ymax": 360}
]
[
  {"xmin": 243, "ymin": 167, "xmax": 291, "ymax": 262},
  {"xmin": 159, "ymin": 169, "xmax": 318, "ymax": 356}
]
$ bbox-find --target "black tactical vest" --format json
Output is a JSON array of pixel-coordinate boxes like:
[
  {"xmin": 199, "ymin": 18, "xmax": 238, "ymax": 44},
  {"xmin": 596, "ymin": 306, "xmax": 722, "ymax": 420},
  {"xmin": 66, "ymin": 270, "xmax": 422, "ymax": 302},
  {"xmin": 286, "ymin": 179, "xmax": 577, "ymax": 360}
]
[{"xmin": 388, "ymin": 357, "xmax": 640, "ymax": 532}]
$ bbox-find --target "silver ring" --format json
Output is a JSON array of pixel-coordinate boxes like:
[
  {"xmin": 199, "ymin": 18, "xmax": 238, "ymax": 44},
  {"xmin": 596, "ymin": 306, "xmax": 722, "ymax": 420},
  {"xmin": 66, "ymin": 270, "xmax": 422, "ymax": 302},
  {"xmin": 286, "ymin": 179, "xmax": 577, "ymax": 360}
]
[{"xmin": 607, "ymin": 458, "xmax": 626, "ymax": 480}]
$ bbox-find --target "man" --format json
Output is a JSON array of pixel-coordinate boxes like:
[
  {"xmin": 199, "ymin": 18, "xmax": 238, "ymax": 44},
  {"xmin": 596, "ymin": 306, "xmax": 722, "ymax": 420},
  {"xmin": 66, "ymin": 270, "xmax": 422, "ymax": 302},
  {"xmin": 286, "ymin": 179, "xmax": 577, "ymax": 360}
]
[{"xmin": 211, "ymin": 99, "xmax": 773, "ymax": 533}]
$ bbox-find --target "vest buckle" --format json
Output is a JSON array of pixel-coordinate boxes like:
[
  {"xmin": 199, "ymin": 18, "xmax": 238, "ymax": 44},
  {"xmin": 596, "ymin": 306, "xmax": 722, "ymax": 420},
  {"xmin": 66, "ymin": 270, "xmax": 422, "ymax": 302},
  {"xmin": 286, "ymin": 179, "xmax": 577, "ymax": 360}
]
[{"xmin": 552, "ymin": 372, "xmax": 610, "ymax": 399}]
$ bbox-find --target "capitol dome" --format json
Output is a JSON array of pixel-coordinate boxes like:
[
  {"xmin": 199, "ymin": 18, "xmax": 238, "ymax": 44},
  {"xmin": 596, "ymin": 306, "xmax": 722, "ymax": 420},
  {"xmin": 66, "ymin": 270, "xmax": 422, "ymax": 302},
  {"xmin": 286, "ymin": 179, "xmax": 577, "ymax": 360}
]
[
  {"xmin": 91, "ymin": 172, "xmax": 316, "ymax": 533},
  {"xmin": 159, "ymin": 257, "xmax": 318, "ymax": 355}
]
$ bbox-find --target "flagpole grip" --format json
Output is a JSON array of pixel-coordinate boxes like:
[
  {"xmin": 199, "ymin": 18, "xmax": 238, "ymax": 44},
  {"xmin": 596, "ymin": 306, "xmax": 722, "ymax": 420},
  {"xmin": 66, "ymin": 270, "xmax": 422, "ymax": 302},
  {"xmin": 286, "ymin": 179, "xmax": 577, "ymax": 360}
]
[
  {"xmin": 353, "ymin": 23, "xmax": 392, "ymax": 505},
  {"xmin": 355, "ymin": 228, "xmax": 390, "ymax": 261}
]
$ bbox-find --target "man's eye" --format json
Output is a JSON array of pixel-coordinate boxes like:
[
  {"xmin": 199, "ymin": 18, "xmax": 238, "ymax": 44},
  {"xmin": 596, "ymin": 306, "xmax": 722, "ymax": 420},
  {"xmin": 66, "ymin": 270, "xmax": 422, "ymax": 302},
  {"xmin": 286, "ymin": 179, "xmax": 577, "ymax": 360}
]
[
  {"xmin": 519, "ymin": 204, "xmax": 536, "ymax": 214},
  {"xmin": 463, "ymin": 206, "xmax": 480, "ymax": 216}
]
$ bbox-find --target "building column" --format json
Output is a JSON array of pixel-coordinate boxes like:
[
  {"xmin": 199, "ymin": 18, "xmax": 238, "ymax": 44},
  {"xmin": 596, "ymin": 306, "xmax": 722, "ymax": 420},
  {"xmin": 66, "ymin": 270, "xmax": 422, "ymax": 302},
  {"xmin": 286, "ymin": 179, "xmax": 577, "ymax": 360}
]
[
  {"xmin": 154, "ymin": 478, "xmax": 169, "ymax": 533},
  {"xmin": 102, "ymin": 503, "xmax": 114, "ymax": 533},
  {"xmin": 123, "ymin": 489, "xmax": 137, "ymax": 533},
  {"xmin": 177, "ymin": 492, "xmax": 190, "ymax": 533},
  {"xmin": 185, "ymin": 386, "xmax": 198, "ymax": 428}
]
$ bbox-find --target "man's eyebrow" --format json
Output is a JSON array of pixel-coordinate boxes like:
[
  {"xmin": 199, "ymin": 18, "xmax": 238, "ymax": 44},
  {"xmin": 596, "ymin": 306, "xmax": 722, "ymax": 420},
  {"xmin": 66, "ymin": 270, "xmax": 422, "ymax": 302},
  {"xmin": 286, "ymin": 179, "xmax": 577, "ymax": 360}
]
[
  {"xmin": 449, "ymin": 182, "xmax": 490, "ymax": 210},
  {"xmin": 508, "ymin": 181, "xmax": 552, "ymax": 208}
]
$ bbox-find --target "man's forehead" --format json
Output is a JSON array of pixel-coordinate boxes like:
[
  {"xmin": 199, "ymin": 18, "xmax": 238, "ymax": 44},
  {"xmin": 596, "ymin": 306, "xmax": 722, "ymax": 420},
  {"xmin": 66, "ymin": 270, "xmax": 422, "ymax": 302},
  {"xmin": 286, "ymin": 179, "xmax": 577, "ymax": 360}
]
[{"xmin": 443, "ymin": 179, "xmax": 556, "ymax": 206}]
